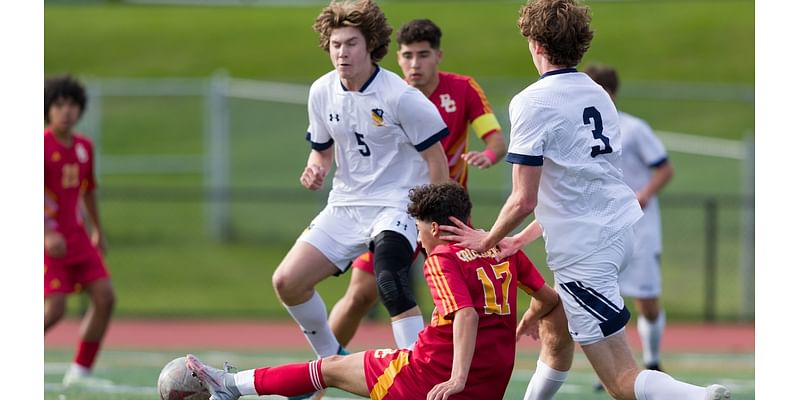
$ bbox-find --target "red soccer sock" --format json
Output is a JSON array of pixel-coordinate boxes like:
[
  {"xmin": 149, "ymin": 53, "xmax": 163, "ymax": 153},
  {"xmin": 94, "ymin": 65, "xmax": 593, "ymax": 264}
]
[
  {"xmin": 74, "ymin": 340, "xmax": 102, "ymax": 369},
  {"xmin": 254, "ymin": 359, "xmax": 327, "ymax": 396}
]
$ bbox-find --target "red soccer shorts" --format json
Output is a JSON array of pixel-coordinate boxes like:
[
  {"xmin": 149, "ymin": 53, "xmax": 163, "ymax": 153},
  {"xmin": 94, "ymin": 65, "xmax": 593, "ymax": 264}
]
[{"xmin": 45, "ymin": 230, "xmax": 110, "ymax": 296}]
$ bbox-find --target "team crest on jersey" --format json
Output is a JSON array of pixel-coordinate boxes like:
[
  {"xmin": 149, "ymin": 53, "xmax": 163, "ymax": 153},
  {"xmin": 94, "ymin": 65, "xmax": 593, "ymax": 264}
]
[
  {"xmin": 75, "ymin": 143, "xmax": 89, "ymax": 163},
  {"xmin": 439, "ymin": 94, "xmax": 457, "ymax": 113},
  {"xmin": 371, "ymin": 108, "xmax": 385, "ymax": 126},
  {"xmin": 51, "ymin": 151, "xmax": 61, "ymax": 162}
]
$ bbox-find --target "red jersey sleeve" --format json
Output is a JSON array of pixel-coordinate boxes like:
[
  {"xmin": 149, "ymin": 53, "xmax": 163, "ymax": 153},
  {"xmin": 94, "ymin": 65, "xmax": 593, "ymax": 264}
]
[
  {"xmin": 512, "ymin": 251, "xmax": 546, "ymax": 296},
  {"xmin": 424, "ymin": 253, "xmax": 474, "ymax": 319},
  {"xmin": 465, "ymin": 78, "xmax": 501, "ymax": 139}
]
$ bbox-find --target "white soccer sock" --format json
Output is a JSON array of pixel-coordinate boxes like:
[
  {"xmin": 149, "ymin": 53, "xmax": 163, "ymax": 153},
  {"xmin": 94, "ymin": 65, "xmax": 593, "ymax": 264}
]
[
  {"xmin": 284, "ymin": 291, "xmax": 341, "ymax": 358},
  {"xmin": 637, "ymin": 310, "xmax": 666, "ymax": 366},
  {"xmin": 391, "ymin": 315, "xmax": 424, "ymax": 349},
  {"xmin": 523, "ymin": 358, "xmax": 569, "ymax": 400},
  {"xmin": 234, "ymin": 369, "xmax": 257, "ymax": 396},
  {"xmin": 634, "ymin": 369, "xmax": 706, "ymax": 400}
]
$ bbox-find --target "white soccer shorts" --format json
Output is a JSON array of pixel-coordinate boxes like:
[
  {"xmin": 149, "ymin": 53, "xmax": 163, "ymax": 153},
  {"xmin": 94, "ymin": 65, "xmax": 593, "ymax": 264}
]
[
  {"xmin": 553, "ymin": 227, "xmax": 634, "ymax": 345},
  {"xmin": 298, "ymin": 205, "xmax": 418, "ymax": 272},
  {"xmin": 618, "ymin": 247, "xmax": 662, "ymax": 299}
]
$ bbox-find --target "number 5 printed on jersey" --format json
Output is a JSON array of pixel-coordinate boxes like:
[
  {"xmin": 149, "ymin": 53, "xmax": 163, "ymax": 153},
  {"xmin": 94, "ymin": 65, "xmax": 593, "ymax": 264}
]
[
  {"xmin": 353, "ymin": 131, "xmax": 371, "ymax": 156},
  {"xmin": 476, "ymin": 262, "xmax": 512, "ymax": 315}
]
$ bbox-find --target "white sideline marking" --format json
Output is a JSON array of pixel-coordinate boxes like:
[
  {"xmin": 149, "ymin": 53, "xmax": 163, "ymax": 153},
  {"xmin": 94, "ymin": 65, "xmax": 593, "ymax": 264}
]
[{"xmin": 657, "ymin": 130, "xmax": 747, "ymax": 160}]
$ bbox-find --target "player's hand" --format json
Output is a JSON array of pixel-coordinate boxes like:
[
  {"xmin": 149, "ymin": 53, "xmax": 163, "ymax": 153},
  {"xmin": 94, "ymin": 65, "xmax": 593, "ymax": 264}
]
[
  {"xmin": 300, "ymin": 164, "xmax": 325, "ymax": 191},
  {"xmin": 427, "ymin": 377, "xmax": 466, "ymax": 400},
  {"xmin": 516, "ymin": 308, "xmax": 541, "ymax": 342},
  {"xmin": 91, "ymin": 230, "xmax": 106, "ymax": 254},
  {"xmin": 636, "ymin": 192, "xmax": 649, "ymax": 209},
  {"xmin": 45, "ymin": 230, "xmax": 67, "ymax": 259},
  {"xmin": 438, "ymin": 216, "xmax": 491, "ymax": 252},
  {"xmin": 496, "ymin": 236, "xmax": 524, "ymax": 259},
  {"xmin": 462, "ymin": 151, "xmax": 492, "ymax": 169}
]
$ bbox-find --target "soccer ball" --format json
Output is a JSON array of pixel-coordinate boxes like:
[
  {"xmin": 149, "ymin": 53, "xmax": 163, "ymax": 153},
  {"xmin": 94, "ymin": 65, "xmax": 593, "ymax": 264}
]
[{"xmin": 157, "ymin": 356, "xmax": 211, "ymax": 400}]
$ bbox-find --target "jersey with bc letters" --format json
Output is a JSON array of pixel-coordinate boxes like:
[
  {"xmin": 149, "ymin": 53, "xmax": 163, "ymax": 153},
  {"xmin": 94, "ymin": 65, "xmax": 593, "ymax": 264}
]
[
  {"xmin": 400, "ymin": 244, "xmax": 545, "ymax": 399},
  {"xmin": 306, "ymin": 67, "xmax": 448, "ymax": 209},
  {"xmin": 428, "ymin": 72, "xmax": 501, "ymax": 187},
  {"xmin": 44, "ymin": 128, "xmax": 96, "ymax": 234},
  {"xmin": 507, "ymin": 68, "xmax": 642, "ymax": 269}
]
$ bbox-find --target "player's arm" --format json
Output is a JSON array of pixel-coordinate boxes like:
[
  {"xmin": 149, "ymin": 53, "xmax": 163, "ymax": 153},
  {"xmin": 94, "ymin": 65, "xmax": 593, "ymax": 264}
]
[
  {"xmin": 461, "ymin": 79, "xmax": 507, "ymax": 169},
  {"xmin": 637, "ymin": 160, "xmax": 673, "ymax": 209},
  {"xmin": 82, "ymin": 188, "xmax": 105, "ymax": 251},
  {"xmin": 427, "ymin": 306, "xmax": 478, "ymax": 400},
  {"xmin": 44, "ymin": 195, "xmax": 66, "ymax": 258},
  {"xmin": 300, "ymin": 147, "xmax": 334, "ymax": 191},
  {"xmin": 420, "ymin": 142, "xmax": 450, "ymax": 184},
  {"xmin": 516, "ymin": 285, "xmax": 560, "ymax": 341},
  {"xmin": 440, "ymin": 163, "xmax": 540, "ymax": 252}
]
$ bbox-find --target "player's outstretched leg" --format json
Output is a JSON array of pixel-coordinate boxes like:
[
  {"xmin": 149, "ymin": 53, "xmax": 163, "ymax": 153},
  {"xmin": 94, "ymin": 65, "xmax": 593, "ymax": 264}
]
[{"xmin": 186, "ymin": 352, "xmax": 368, "ymax": 400}]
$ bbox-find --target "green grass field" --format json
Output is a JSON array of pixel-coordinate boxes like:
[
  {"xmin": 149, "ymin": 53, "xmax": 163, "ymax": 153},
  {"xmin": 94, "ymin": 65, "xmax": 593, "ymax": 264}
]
[
  {"xmin": 44, "ymin": 347, "xmax": 755, "ymax": 400},
  {"xmin": 45, "ymin": 0, "xmax": 754, "ymax": 321}
]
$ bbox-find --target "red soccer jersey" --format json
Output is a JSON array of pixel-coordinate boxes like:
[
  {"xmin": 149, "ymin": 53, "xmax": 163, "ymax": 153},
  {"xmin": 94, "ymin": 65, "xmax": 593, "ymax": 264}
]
[
  {"xmin": 428, "ymin": 72, "xmax": 501, "ymax": 188},
  {"xmin": 409, "ymin": 244, "xmax": 544, "ymax": 399},
  {"xmin": 44, "ymin": 128, "xmax": 97, "ymax": 234}
]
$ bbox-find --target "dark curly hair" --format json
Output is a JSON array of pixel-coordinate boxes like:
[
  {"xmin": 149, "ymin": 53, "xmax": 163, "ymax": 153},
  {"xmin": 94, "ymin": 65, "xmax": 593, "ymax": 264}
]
[
  {"xmin": 584, "ymin": 63, "xmax": 619, "ymax": 95},
  {"xmin": 407, "ymin": 182, "xmax": 472, "ymax": 227},
  {"xmin": 313, "ymin": 0, "xmax": 393, "ymax": 63},
  {"xmin": 518, "ymin": 0, "xmax": 594, "ymax": 67},
  {"xmin": 397, "ymin": 19, "xmax": 442, "ymax": 49},
  {"xmin": 44, "ymin": 74, "xmax": 87, "ymax": 122}
]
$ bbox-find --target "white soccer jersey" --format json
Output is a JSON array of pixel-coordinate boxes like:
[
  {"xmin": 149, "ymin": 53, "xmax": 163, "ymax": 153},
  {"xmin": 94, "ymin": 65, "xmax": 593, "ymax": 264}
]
[
  {"xmin": 306, "ymin": 67, "xmax": 448, "ymax": 208},
  {"xmin": 507, "ymin": 68, "xmax": 643, "ymax": 269},
  {"xmin": 619, "ymin": 111, "xmax": 668, "ymax": 253}
]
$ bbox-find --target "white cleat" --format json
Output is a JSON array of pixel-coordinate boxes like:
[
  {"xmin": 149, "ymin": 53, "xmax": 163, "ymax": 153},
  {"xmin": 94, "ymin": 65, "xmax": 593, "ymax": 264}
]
[
  {"xmin": 62, "ymin": 364, "xmax": 113, "ymax": 388},
  {"xmin": 185, "ymin": 354, "xmax": 241, "ymax": 400},
  {"xmin": 705, "ymin": 384, "xmax": 731, "ymax": 400}
]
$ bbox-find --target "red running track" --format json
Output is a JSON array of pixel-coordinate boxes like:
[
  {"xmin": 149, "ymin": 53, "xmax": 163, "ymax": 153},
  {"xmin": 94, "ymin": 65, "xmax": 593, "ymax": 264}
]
[{"xmin": 45, "ymin": 319, "xmax": 753, "ymax": 353}]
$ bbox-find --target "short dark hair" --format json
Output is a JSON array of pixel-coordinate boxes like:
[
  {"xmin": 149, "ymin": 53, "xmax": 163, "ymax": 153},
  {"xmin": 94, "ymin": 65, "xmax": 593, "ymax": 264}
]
[
  {"xmin": 313, "ymin": 0, "xmax": 393, "ymax": 63},
  {"xmin": 44, "ymin": 74, "xmax": 87, "ymax": 122},
  {"xmin": 518, "ymin": 0, "xmax": 594, "ymax": 67},
  {"xmin": 407, "ymin": 182, "xmax": 472, "ymax": 227},
  {"xmin": 397, "ymin": 19, "xmax": 442, "ymax": 49},
  {"xmin": 584, "ymin": 64, "xmax": 619, "ymax": 95}
]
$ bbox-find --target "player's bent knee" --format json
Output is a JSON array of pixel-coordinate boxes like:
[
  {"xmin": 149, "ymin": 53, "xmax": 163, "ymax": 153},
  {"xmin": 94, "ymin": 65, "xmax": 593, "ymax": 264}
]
[
  {"xmin": 372, "ymin": 231, "xmax": 416, "ymax": 317},
  {"xmin": 45, "ymin": 296, "xmax": 67, "ymax": 322}
]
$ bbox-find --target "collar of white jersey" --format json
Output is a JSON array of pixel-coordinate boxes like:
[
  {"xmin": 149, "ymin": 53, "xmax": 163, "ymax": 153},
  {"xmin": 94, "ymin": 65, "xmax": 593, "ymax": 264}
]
[
  {"xmin": 538, "ymin": 67, "xmax": 578, "ymax": 80},
  {"xmin": 339, "ymin": 65, "xmax": 381, "ymax": 93}
]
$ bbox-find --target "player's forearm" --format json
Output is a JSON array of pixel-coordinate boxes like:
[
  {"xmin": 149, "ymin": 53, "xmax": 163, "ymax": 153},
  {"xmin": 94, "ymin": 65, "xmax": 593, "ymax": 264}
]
[
  {"xmin": 484, "ymin": 192, "xmax": 535, "ymax": 250},
  {"xmin": 640, "ymin": 162, "xmax": 674, "ymax": 201},
  {"xmin": 82, "ymin": 191, "xmax": 103, "ymax": 233},
  {"xmin": 482, "ymin": 131, "xmax": 507, "ymax": 166},
  {"xmin": 514, "ymin": 219, "xmax": 543, "ymax": 247},
  {"xmin": 528, "ymin": 286, "xmax": 560, "ymax": 320},
  {"xmin": 307, "ymin": 148, "xmax": 334, "ymax": 176},
  {"xmin": 421, "ymin": 143, "xmax": 449, "ymax": 184},
  {"xmin": 450, "ymin": 307, "xmax": 479, "ymax": 383}
]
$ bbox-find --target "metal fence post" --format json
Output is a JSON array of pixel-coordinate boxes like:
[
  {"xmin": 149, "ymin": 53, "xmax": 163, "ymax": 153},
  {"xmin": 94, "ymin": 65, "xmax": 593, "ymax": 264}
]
[
  {"xmin": 205, "ymin": 71, "xmax": 232, "ymax": 241},
  {"xmin": 704, "ymin": 198, "xmax": 718, "ymax": 321}
]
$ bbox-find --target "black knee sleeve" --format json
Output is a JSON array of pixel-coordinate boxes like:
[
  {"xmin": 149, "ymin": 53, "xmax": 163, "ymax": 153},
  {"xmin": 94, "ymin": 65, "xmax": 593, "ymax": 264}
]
[{"xmin": 372, "ymin": 231, "xmax": 416, "ymax": 317}]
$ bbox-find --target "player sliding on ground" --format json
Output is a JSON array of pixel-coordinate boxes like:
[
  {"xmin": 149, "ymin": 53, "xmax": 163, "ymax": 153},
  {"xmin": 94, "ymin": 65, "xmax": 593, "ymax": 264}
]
[{"xmin": 187, "ymin": 182, "xmax": 565, "ymax": 400}]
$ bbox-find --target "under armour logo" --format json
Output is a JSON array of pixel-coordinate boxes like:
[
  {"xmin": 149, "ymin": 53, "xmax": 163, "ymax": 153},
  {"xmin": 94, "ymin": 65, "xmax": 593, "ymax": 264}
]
[
  {"xmin": 439, "ymin": 94, "xmax": 457, "ymax": 113},
  {"xmin": 395, "ymin": 221, "xmax": 408, "ymax": 230},
  {"xmin": 329, "ymin": 113, "xmax": 340, "ymax": 122},
  {"xmin": 303, "ymin": 330, "xmax": 317, "ymax": 335}
]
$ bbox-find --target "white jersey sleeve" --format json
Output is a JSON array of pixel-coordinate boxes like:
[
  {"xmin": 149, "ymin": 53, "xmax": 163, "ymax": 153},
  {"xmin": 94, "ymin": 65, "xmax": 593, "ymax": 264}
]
[
  {"xmin": 635, "ymin": 119, "xmax": 668, "ymax": 167},
  {"xmin": 396, "ymin": 86, "xmax": 448, "ymax": 151},
  {"xmin": 507, "ymin": 93, "xmax": 546, "ymax": 165},
  {"xmin": 306, "ymin": 77, "xmax": 334, "ymax": 150}
]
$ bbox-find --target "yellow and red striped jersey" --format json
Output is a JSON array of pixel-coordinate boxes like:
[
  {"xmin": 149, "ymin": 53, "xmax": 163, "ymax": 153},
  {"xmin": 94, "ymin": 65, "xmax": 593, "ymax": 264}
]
[{"xmin": 427, "ymin": 72, "xmax": 501, "ymax": 188}]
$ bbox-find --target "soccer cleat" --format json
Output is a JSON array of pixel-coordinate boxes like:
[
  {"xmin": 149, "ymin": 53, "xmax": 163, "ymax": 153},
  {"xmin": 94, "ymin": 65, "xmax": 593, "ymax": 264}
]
[
  {"xmin": 705, "ymin": 384, "xmax": 731, "ymax": 400},
  {"xmin": 185, "ymin": 354, "xmax": 241, "ymax": 400},
  {"xmin": 62, "ymin": 364, "xmax": 113, "ymax": 388}
]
